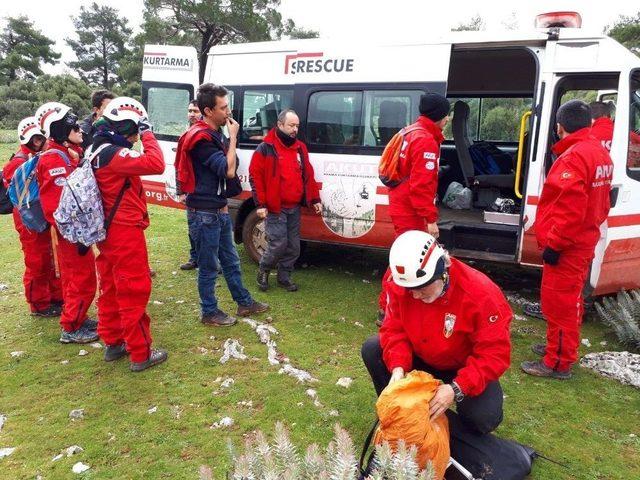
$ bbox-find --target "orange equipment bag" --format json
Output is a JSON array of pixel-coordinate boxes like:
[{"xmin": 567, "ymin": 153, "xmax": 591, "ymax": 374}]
[{"xmin": 378, "ymin": 124, "xmax": 425, "ymax": 187}]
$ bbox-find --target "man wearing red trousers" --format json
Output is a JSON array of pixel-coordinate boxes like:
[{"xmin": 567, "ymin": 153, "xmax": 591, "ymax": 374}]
[
  {"xmin": 2, "ymin": 116, "xmax": 62, "ymax": 317},
  {"xmin": 91, "ymin": 97, "xmax": 168, "ymax": 371},
  {"xmin": 522, "ymin": 100, "xmax": 613, "ymax": 379},
  {"xmin": 35, "ymin": 102, "xmax": 99, "ymax": 344},
  {"xmin": 377, "ymin": 93, "xmax": 450, "ymax": 325}
]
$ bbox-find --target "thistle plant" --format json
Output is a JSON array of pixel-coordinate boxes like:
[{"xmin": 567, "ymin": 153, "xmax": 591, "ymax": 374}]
[
  {"xmin": 228, "ymin": 422, "xmax": 435, "ymax": 480},
  {"xmin": 596, "ymin": 289, "xmax": 640, "ymax": 350}
]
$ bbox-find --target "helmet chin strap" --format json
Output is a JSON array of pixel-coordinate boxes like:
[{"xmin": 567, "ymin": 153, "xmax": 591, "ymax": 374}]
[{"xmin": 437, "ymin": 271, "xmax": 450, "ymax": 299}]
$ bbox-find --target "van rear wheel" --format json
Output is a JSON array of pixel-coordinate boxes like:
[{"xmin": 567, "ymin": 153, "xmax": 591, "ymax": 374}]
[{"xmin": 242, "ymin": 209, "xmax": 267, "ymax": 264}]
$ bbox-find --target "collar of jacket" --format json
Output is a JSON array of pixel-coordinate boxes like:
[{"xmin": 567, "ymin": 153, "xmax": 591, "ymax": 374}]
[
  {"xmin": 591, "ymin": 116, "xmax": 613, "ymax": 130},
  {"xmin": 19, "ymin": 144, "xmax": 36, "ymax": 156},
  {"xmin": 264, "ymin": 127, "xmax": 303, "ymax": 151},
  {"xmin": 552, "ymin": 127, "xmax": 594, "ymax": 155},
  {"xmin": 416, "ymin": 115, "xmax": 445, "ymax": 144}
]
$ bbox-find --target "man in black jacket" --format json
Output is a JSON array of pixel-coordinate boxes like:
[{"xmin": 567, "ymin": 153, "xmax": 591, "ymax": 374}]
[{"xmin": 80, "ymin": 89, "xmax": 115, "ymax": 150}]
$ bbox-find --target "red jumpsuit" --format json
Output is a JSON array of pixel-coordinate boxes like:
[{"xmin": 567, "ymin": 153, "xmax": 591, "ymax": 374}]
[
  {"xmin": 590, "ymin": 117, "xmax": 614, "ymax": 151},
  {"xmin": 2, "ymin": 146, "xmax": 62, "ymax": 313},
  {"xmin": 36, "ymin": 141, "xmax": 97, "ymax": 332},
  {"xmin": 536, "ymin": 128, "xmax": 613, "ymax": 372},
  {"xmin": 93, "ymin": 131, "xmax": 164, "ymax": 362},
  {"xmin": 379, "ymin": 115, "xmax": 445, "ymax": 311},
  {"xmin": 380, "ymin": 258, "xmax": 512, "ymax": 397}
]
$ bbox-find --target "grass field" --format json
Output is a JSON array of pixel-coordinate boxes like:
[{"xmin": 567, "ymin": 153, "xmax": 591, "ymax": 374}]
[{"xmin": 0, "ymin": 137, "xmax": 639, "ymax": 479}]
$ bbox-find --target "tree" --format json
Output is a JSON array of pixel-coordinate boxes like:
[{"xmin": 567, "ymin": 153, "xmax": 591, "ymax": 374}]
[
  {"xmin": 0, "ymin": 16, "xmax": 60, "ymax": 85},
  {"xmin": 452, "ymin": 15, "xmax": 485, "ymax": 32},
  {"xmin": 606, "ymin": 12, "xmax": 640, "ymax": 56},
  {"xmin": 143, "ymin": 0, "xmax": 307, "ymax": 83},
  {"xmin": 66, "ymin": 2, "xmax": 133, "ymax": 88}
]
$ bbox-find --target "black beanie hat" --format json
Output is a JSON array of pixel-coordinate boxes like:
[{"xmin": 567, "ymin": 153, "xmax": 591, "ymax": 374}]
[
  {"xmin": 556, "ymin": 100, "xmax": 591, "ymax": 133},
  {"xmin": 49, "ymin": 112, "xmax": 79, "ymax": 144},
  {"xmin": 419, "ymin": 93, "xmax": 451, "ymax": 122}
]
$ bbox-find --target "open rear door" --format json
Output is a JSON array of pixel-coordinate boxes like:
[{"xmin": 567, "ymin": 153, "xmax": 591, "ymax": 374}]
[{"xmin": 141, "ymin": 44, "xmax": 200, "ymax": 207}]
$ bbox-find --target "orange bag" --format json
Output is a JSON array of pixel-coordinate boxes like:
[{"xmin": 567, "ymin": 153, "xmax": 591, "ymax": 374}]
[
  {"xmin": 377, "ymin": 124, "xmax": 425, "ymax": 187},
  {"xmin": 374, "ymin": 370, "xmax": 450, "ymax": 479}
]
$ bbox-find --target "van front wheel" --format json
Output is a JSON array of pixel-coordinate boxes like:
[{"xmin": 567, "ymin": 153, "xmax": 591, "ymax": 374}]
[{"xmin": 241, "ymin": 209, "xmax": 267, "ymax": 264}]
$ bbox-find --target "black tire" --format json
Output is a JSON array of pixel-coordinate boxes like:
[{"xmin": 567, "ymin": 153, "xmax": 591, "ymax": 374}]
[{"xmin": 241, "ymin": 209, "xmax": 267, "ymax": 264}]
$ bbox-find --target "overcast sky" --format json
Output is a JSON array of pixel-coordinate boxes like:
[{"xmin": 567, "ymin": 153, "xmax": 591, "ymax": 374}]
[{"xmin": 2, "ymin": 0, "xmax": 639, "ymax": 75}]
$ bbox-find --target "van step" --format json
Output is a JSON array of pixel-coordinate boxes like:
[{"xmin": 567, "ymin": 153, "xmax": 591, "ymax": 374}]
[{"xmin": 438, "ymin": 221, "xmax": 518, "ymax": 258}]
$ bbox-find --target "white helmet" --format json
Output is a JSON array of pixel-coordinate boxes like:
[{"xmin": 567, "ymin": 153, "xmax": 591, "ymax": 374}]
[
  {"xmin": 35, "ymin": 102, "xmax": 71, "ymax": 137},
  {"xmin": 389, "ymin": 231, "xmax": 447, "ymax": 288},
  {"xmin": 102, "ymin": 97, "xmax": 148, "ymax": 124},
  {"xmin": 17, "ymin": 116, "xmax": 43, "ymax": 145}
]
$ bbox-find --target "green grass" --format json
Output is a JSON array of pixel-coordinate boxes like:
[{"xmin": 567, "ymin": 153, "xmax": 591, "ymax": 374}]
[{"xmin": 0, "ymin": 138, "xmax": 639, "ymax": 479}]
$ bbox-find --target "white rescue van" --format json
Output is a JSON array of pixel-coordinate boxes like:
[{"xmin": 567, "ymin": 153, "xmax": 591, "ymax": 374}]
[{"xmin": 141, "ymin": 12, "xmax": 640, "ymax": 295}]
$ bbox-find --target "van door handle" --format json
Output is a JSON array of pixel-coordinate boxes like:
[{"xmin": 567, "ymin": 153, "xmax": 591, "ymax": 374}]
[
  {"xmin": 172, "ymin": 147, "xmax": 177, "ymax": 152},
  {"xmin": 610, "ymin": 186, "xmax": 619, "ymax": 208}
]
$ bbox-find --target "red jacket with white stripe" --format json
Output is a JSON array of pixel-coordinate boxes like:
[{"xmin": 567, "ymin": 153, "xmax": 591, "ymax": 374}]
[
  {"xmin": 535, "ymin": 128, "xmax": 613, "ymax": 254},
  {"xmin": 380, "ymin": 258, "xmax": 512, "ymax": 397},
  {"xmin": 388, "ymin": 115, "xmax": 443, "ymax": 223}
]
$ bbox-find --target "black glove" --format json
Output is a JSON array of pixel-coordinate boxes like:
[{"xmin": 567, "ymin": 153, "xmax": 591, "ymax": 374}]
[
  {"xmin": 138, "ymin": 117, "xmax": 153, "ymax": 134},
  {"xmin": 542, "ymin": 247, "xmax": 560, "ymax": 265}
]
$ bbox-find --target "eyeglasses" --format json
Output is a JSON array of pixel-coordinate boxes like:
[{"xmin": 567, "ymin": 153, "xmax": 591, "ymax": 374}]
[{"xmin": 71, "ymin": 124, "xmax": 81, "ymax": 132}]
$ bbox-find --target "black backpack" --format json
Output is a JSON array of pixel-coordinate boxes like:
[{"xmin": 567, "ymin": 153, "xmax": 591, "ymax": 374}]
[{"xmin": 0, "ymin": 170, "xmax": 13, "ymax": 215}]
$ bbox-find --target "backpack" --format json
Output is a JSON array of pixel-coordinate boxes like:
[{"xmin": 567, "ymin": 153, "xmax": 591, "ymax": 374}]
[
  {"xmin": 468, "ymin": 142, "xmax": 514, "ymax": 176},
  {"xmin": 53, "ymin": 144, "xmax": 130, "ymax": 247},
  {"xmin": 8, "ymin": 149, "xmax": 70, "ymax": 232},
  {"xmin": 378, "ymin": 124, "xmax": 426, "ymax": 187},
  {"xmin": 0, "ymin": 169, "xmax": 14, "ymax": 215}
]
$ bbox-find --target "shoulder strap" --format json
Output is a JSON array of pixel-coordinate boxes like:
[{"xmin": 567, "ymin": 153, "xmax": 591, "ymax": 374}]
[
  {"xmin": 104, "ymin": 178, "xmax": 131, "ymax": 231},
  {"xmin": 401, "ymin": 124, "xmax": 427, "ymax": 137},
  {"xmin": 85, "ymin": 143, "xmax": 111, "ymax": 168},
  {"xmin": 46, "ymin": 148, "xmax": 71, "ymax": 166},
  {"xmin": 16, "ymin": 153, "xmax": 41, "ymax": 206},
  {"xmin": 358, "ymin": 418, "xmax": 379, "ymax": 475}
]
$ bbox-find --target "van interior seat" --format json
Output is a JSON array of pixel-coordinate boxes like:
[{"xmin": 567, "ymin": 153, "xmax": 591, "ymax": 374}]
[
  {"xmin": 378, "ymin": 100, "xmax": 407, "ymax": 145},
  {"xmin": 451, "ymin": 100, "xmax": 515, "ymax": 189}
]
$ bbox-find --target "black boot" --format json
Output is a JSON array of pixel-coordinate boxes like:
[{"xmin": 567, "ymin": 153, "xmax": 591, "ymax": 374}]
[{"xmin": 257, "ymin": 270, "xmax": 269, "ymax": 291}]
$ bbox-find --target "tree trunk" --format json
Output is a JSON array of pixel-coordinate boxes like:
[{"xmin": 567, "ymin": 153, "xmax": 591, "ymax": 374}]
[
  {"xmin": 198, "ymin": 28, "xmax": 214, "ymax": 84},
  {"xmin": 102, "ymin": 37, "xmax": 109, "ymax": 88}
]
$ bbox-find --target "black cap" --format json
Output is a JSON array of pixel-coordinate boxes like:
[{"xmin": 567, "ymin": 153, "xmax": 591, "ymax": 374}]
[
  {"xmin": 556, "ymin": 100, "xmax": 591, "ymax": 133},
  {"xmin": 419, "ymin": 93, "xmax": 451, "ymax": 122}
]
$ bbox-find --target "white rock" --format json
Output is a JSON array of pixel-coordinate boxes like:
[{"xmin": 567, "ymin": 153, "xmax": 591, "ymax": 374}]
[
  {"xmin": 148, "ymin": 406, "xmax": 157, "ymax": 414},
  {"xmin": 220, "ymin": 378, "xmax": 235, "ymax": 389},
  {"xmin": 90, "ymin": 342, "xmax": 102, "ymax": 349},
  {"xmin": 65, "ymin": 445, "xmax": 84, "ymax": 457},
  {"xmin": 305, "ymin": 388, "xmax": 317, "ymax": 399},
  {"xmin": 209, "ymin": 336, "xmax": 216, "ymax": 341},
  {"xmin": 237, "ymin": 400, "xmax": 253, "ymax": 408},
  {"xmin": 198, "ymin": 347, "xmax": 209, "ymax": 355},
  {"xmin": 171, "ymin": 271, "xmax": 177, "ymax": 275},
  {"xmin": 78, "ymin": 349, "xmax": 88, "ymax": 356},
  {"xmin": 354, "ymin": 322, "xmax": 364, "ymax": 328},
  {"xmin": 210, "ymin": 416, "xmax": 234, "ymax": 429},
  {"xmin": 219, "ymin": 339, "xmax": 247, "ymax": 364},
  {"xmin": 328, "ymin": 410, "xmax": 340, "ymax": 417},
  {"xmin": 581, "ymin": 338, "xmax": 592, "ymax": 348},
  {"xmin": 69, "ymin": 409, "xmax": 85, "ymax": 420},
  {"xmin": 0, "ymin": 284, "xmax": 8, "ymax": 291},
  {"xmin": 0, "ymin": 414, "xmax": 6, "ymax": 432},
  {"xmin": 580, "ymin": 351, "xmax": 640, "ymax": 388},
  {"xmin": 175, "ymin": 300, "xmax": 185, "ymax": 304},
  {"xmin": 278, "ymin": 364, "xmax": 318, "ymax": 383},
  {"xmin": 514, "ymin": 314, "xmax": 527, "ymax": 322},
  {"xmin": 72, "ymin": 462, "xmax": 90, "ymax": 474},
  {"xmin": 336, "ymin": 377, "xmax": 353, "ymax": 388},
  {"xmin": 152, "ymin": 300, "xmax": 164, "ymax": 305},
  {"xmin": 362, "ymin": 279, "xmax": 371, "ymax": 284},
  {"xmin": 60, "ymin": 360, "xmax": 69, "ymax": 365},
  {"xmin": 600, "ymin": 341, "xmax": 608, "ymax": 346},
  {"xmin": 10, "ymin": 351, "xmax": 24, "ymax": 358},
  {"xmin": 0, "ymin": 447, "xmax": 14, "ymax": 458},
  {"xmin": 52, "ymin": 453, "xmax": 64, "ymax": 462}
]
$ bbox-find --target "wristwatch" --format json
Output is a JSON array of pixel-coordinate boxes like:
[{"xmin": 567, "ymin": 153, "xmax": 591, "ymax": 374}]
[{"xmin": 450, "ymin": 381, "xmax": 465, "ymax": 403}]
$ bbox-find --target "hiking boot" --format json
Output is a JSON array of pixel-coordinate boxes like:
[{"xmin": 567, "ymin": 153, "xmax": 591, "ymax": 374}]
[
  {"xmin": 130, "ymin": 348, "xmax": 168, "ymax": 372},
  {"xmin": 257, "ymin": 270, "xmax": 269, "ymax": 291},
  {"xmin": 277, "ymin": 279, "xmax": 298, "ymax": 292},
  {"xmin": 201, "ymin": 311, "xmax": 237, "ymax": 327},
  {"xmin": 104, "ymin": 343, "xmax": 128, "ymax": 362},
  {"xmin": 180, "ymin": 260, "xmax": 197, "ymax": 270},
  {"xmin": 236, "ymin": 300, "xmax": 269, "ymax": 317},
  {"xmin": 531, "ymin": 343, "xmax": 547, "ymax": 357},
  {"xmin": 82, "ymin": 318, "xmax": 98, "ymax": 331},
  {"xmin": 31, "ymin": 304, "xmax": 62, "ymax": 318},
  {"xmin": 523, "ymin": 302, "xmax": 545, "ymax": 320},
  {"xmin": 375, "ymin": 309, "xmax": 385, "ymax": 327},
  {"xmin": 521, "ymin": 360, "xmax": 572, "ymax": 380},
  {"xmin": 59, "ymin": 325, "xmax": 100, "ymax": 344}
]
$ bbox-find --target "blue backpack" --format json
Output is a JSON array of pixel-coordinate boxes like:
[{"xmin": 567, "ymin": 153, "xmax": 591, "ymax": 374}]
[{"xmin": 8, "ymin": 149, "xmax": 70, "ymax": 232}]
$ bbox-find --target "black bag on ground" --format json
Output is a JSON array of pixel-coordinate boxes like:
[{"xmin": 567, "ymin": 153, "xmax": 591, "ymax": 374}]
[
  {"xmin": 0, "ymin": 170, "xmax": 12, "ymax": 214},
  {"xmin": 445, "ymin": 411, "xmax": 536, "ymax": 480}
]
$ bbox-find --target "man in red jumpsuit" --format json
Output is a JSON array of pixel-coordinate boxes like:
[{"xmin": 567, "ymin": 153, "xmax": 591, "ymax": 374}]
[
  {"xmin": 362, "ymin": 230, "xmax": 512, "ymax": 434},
  {"xmin": 522, "ymin": 100, "xmax": 613, "ymax": 379},
  {"xmin": 34, "ymin": 102, "xmax": 98, "ymax": 344},
  {"xmin": 2, "ymin": 116, "xmax": 62, "ymax": 316},
  {"xmin": 589, "ymin": 101, "xmax": 614, "ymax": 151},
  {"xmin": 377, "ymin": 93, "xmax": 450, "ymax": 325},
  {"xmin": 92, "ymin": 97, "xmax": 168, "ymax": 371}
]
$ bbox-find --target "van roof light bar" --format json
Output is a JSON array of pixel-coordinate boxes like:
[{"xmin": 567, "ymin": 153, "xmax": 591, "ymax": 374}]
[{"xmin": 535, "ymin": 11, "xmax": 582, "ymax": 29}]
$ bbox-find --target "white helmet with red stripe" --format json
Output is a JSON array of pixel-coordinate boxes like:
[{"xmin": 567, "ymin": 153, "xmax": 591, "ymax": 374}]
[
  {"xmin": 17, "ymin": 116, "xmax": 43, "ymax": 145},
  {"xmin": 102, "ymin": 97, "xmax": 148, "ymax": 124},
  {"xmin": 389, "ymin": 231, "xmax": 447, "ymax": 288},
  {"xmin": 35, "ymin": 102, "xmax": 71, "ymax": 137}
]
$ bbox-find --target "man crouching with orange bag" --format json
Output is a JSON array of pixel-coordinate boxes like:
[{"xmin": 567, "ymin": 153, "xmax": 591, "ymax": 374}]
[{"xmin": 362, "ymin": 231, "xmax": 512, "ymax": 435}]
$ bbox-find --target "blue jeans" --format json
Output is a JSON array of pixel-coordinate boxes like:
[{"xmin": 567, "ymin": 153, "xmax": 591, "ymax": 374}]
[
  {"xmin": 187, "ymin": 210, "xmax": 196, "ymax": 263},
  {"xmin": 188, "ymin": 209, "xmax": 253, "ymax": 316}
]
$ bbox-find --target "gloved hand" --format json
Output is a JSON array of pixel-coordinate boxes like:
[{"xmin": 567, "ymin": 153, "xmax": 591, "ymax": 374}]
[
  {"xmin": 138, "ymin": 117, "xmax": 153, "ymax": 134},
  {"xmin": 542, "ymin": 247, "xmax": 560, "ymax": 265}
]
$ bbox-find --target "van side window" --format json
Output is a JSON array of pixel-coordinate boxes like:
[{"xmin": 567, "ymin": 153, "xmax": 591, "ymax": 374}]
[
  {"xmin": 146, "ymin": 85, "xmax": 192, "ymax": 139},
  {"xmin": 362, "ymin": 90, "xmax": 423, "ymax": 146},
  {"xmin": 241, "ymin": 89, "xmax": 293, "ymax": 141},
  {"xmin": 628, "ymin": 71, "xmax": 640, "ymax": 180},
  {"xmin": 307, "ymin": 91, "xmax": 363, "ymax": 145}
]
